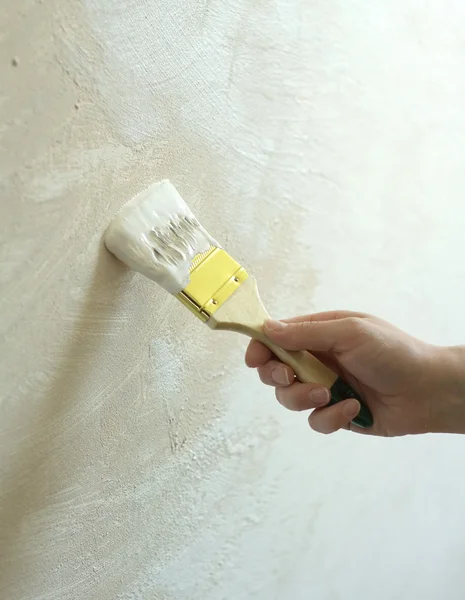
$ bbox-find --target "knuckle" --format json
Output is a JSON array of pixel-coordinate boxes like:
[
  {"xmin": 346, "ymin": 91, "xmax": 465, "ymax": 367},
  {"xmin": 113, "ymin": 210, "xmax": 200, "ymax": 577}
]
[
  {"xmin": 347, "ymin": 316, "xmax": 368, "ymax": 336},
  {"xmin": 289, "ymin": 321, "xmax": 312, "ymax": 344},
  {"xmin": 346, "ymin": 316, "xmax": 361, "ymax": 328},
  {"xmin": 297, "ymin": 321, "xmax": 311, "ymax": 335}
]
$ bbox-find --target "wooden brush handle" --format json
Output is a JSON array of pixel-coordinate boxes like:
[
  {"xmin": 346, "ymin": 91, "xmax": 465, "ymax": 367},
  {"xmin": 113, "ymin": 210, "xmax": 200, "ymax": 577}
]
[{"xmin": 208, "ymin": 277, "xmax": 373, "ymax": 429}]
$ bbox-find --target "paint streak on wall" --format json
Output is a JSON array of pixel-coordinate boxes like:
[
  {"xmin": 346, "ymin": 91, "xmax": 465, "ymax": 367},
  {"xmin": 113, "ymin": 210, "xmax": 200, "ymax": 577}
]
[{"xmin": 1, "ymin": 1, "xmax": 465, "ymax": 599}]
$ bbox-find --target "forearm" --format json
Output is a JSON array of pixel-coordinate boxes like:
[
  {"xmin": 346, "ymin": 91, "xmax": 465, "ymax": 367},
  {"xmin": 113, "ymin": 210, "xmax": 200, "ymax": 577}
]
[{"xmin": 429, "ymin": 345, "xmax": 465, "ymax": 434}]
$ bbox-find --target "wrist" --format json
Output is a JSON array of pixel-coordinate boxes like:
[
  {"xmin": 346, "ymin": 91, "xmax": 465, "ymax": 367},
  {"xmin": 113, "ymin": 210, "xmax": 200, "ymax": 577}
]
[{"xmin": 427, "ymin": 345, "xmax": 465, "ymax": 434}]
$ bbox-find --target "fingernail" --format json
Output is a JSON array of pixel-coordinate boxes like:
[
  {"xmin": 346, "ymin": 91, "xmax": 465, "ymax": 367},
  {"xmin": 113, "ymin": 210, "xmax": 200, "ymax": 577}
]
[
  {"xmin": 264, "ymin": 319, "xmax": 287, "ymax": 332},
  {"xmin": 309, "ymin": 388, "xmax": 330, "ymax": 406},
  {"xmin": 271, "ymin": 366, "xmax": 291, "ymax": 386},
  {"xmin": 344, "ymin": 399, "xmax": 360, "ymax": 419}
]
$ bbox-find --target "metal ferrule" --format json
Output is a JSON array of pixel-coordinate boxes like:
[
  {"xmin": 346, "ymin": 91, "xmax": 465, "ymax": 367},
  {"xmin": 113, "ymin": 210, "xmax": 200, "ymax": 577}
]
[{"xmin": 176, "ymin": 247, "xmax": 248, "ymax": 322}]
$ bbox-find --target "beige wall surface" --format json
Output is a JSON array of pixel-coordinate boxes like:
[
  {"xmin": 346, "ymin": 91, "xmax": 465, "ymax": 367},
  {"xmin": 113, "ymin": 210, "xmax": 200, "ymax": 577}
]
[{"xmin": 1, "ymin": 1, "xmax": 465, "ymax": 599}]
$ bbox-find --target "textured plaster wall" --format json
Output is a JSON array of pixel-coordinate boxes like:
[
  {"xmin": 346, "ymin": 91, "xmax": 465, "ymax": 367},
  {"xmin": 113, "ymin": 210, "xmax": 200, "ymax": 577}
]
[{"xmin": 1, "ymin": 1, "xmax": 465, "ymax": 599}]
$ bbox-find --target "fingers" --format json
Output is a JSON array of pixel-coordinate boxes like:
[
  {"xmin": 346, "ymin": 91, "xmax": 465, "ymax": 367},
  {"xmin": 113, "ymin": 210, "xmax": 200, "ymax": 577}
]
[
  {"xmin": 252, "ymin": 355, "xmax": 332, "ymax": 411},
  {"xmin": 256, "ymin": 359, "xmax": 295, "ymax": 387},
  {"xmin": 245, "ymin": 340, "xmax": 335, "ymax": 398},
  {"xmin": 276, "ymin": 384, "xmax": 330, "ymax": 412},
  {"xmin": 247, "ymin": 312, "xmax": 369, "ymax": 365},
  {"xmin": 245, "ymin": 340, "xmax": 303, "ymax": 387},
  {"xmin": 263, "ymin": 317, "xmax": 366, "ymax": 353},
  {"xmin": 245, "ymin": 338, "xmax": 366, "ymax": 434},
  {"xmin": 283, "ymin": 310, "xmax": 370, "ymax": 324},
  {"xmin": 246, "ymin": 328, "xmax": 369, "ymax": 435},
  {"xmin": 245, "ymin": 339, "xmax": 272, "ymax": 368},
  {"xmin": 309, "ymin": 399, "xmax": 361, "ymax": 434}
]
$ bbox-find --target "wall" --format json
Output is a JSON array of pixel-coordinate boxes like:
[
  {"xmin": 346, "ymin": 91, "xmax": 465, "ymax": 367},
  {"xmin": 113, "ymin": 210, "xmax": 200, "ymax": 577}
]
[{"xmin": 1, "ymin": 1, "xmax": 465, "ymax": 599}]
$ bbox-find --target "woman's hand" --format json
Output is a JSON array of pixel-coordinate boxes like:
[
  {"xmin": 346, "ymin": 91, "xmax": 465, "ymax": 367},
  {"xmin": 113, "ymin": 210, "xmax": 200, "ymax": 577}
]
[{"xmin": 245, "ymin": 311, "xmax": 465, "ymax": 436}]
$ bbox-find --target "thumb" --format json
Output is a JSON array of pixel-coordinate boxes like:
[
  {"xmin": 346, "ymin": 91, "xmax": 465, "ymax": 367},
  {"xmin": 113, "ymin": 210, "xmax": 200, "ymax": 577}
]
[{"xmin": 263, "ymin": 318, "xmax": 360, "ymax": 353}]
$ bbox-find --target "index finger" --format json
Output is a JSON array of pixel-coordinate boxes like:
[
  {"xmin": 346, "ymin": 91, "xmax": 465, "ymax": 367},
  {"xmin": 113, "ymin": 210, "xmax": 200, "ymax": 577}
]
[
  {"xmin": 245, "ymin": 339, "xmax": 273, "ymax": 368},
  {"xmin": 282, "ymin": 310, "xmax": 370, "ymax": 324}
]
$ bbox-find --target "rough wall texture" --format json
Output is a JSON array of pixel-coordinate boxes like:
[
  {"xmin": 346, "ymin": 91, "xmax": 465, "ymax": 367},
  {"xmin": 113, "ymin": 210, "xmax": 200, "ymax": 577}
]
[{"xmin": 1, "ymin": 1, "xmax": 465, "ymax": 599}]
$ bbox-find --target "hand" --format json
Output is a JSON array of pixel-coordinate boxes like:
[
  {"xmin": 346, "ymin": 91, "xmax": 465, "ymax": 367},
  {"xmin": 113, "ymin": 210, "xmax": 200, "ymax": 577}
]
[{"xmin": 245, "ymin": 311, "xmax": 465, "ymax": 436}]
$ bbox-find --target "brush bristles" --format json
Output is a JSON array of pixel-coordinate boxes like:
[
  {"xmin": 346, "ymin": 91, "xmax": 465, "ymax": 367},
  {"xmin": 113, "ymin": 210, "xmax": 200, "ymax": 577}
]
[
  {"xmin": 148, "ymin": 215, "xmax": 206, "ymax": 267},
  {"xmin": 104, "ymin": 180, "xmax": 220, "ymax": 294}
]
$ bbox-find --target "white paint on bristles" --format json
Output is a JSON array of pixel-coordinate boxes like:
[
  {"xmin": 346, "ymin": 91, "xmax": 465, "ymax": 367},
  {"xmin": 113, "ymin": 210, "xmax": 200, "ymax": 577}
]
[{"xmin": 104, "ymin": 180, "xmax": 219, "ymax": 294}]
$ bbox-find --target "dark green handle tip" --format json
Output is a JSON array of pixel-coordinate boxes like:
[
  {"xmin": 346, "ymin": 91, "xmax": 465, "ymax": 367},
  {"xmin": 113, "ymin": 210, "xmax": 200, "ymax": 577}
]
[{"xmin": 329, "ymin": 377, "xmax": 374, "ymax": 429}]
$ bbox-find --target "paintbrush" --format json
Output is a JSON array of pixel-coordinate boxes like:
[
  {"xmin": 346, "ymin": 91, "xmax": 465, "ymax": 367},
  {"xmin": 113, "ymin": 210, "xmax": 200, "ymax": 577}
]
[{"xmin": 104, "ymin": 180, "xmax": 373, "ymax": 428}]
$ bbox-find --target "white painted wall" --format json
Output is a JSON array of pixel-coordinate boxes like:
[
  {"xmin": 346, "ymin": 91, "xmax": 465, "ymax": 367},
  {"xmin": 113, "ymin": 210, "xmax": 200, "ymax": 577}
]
[{"xmin": 1, "ymin": 1, "xmax": 465, "ymax": 599}]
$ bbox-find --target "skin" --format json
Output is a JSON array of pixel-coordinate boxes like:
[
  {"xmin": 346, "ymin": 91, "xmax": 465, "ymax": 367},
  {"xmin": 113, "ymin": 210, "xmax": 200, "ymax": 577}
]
[{"xmin": 245, "ymin": 311, "xmax": 465, "ymax": 436}]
